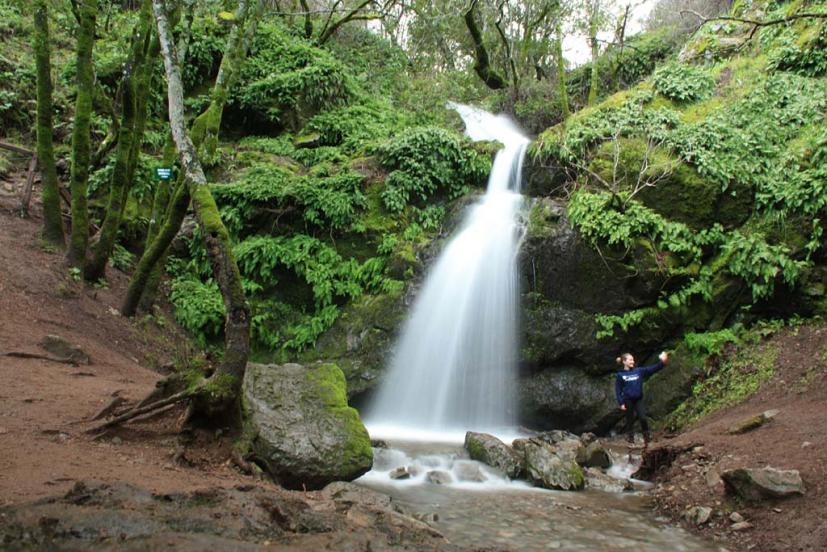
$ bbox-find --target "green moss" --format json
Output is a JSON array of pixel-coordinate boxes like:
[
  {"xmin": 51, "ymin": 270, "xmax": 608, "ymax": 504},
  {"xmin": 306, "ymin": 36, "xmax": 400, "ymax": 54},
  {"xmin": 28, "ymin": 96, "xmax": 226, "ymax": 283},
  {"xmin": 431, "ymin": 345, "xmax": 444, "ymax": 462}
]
[
  {"xmin": 466, "ymin": 438, "xmax": 486, "ymax": 462},
  {"xmin": 201, "ymin": 372, "xmax": 237, "ymax": 401},
  {"xmin": 303, "ymin": 363, "xmax": 372, "ymax": 468},
  {"xmin": 664, "ymin": 341, "xmax": 780, "ymax": 431}
]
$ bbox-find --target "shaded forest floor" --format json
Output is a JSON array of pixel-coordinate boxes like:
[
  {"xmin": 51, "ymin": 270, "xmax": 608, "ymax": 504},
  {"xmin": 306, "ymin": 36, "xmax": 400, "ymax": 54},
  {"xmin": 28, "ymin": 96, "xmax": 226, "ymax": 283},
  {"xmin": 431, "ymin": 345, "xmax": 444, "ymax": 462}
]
[
  {"xmin": 0, "ymin": 175, "xmax": 458, "ymax": 550},
  {"xmin": 646, "ymin": 326, "xmax": 827, "ymax": 551}
]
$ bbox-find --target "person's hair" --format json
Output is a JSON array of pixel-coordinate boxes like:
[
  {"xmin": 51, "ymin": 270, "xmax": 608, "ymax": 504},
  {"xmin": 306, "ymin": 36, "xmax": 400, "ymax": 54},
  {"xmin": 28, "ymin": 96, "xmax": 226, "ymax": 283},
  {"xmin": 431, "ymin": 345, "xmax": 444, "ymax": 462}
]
[{"xmin": 616, "ymin": 352, "xmax": 633, "ymax": 365}]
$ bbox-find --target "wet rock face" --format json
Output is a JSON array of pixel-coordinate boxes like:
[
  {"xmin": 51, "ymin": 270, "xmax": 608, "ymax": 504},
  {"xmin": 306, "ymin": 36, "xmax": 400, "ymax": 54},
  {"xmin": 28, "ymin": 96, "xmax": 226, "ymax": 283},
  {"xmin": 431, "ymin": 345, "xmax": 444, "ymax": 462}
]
[
  {"xmin": 518, "ymin": 367, "xmax": 619, "ymax": 434},
  {"xmin": 464, "ymin": 432, "xmax": 524, "ymax": 479},
  {"xmin": 721, "ymin": 467, "xmax": 805, "ymax": 502},
  {"xmin": 242, "ymin": 362, "xmax": 373, "ymax": 490}
]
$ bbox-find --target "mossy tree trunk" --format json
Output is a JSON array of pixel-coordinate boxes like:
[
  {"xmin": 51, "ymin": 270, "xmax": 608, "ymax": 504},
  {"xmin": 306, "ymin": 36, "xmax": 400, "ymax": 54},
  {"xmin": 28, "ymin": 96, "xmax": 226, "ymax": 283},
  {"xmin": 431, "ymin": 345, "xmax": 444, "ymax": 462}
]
[
  {"xmin": 553, "ymin": 22, "xmax": 570, "ymax": 121},
  {"xmin": 464, "ymin": 0, "xmax": 507, "ymax": 90},
  {"xmin": 67, "ymin": 0, "xmax": 97, "ymax": 268},
  {"xmin": 85, "ymin": 0, "xmax": 154, "ymax": 282},
  {"xmin": 126, "ymin": 0, "xmax": 262, "ymax": 314},
  {"xmin": 153, "ymin": 0, "xmax": 250, "ymax": 409},
  {"xmin": 587, "ymin": 0, "xmax": 600, "ymax": 106},
  {"xmin": 121, "ymin": 179, "xmax": 189, "ymax": 317},
  {"xmin": 190, "ymin": 0, "xmax": 261, "ymax": 162},
  {"xmin": 33, "ymin": 0, "xmax": 64, "ymax": 245}
]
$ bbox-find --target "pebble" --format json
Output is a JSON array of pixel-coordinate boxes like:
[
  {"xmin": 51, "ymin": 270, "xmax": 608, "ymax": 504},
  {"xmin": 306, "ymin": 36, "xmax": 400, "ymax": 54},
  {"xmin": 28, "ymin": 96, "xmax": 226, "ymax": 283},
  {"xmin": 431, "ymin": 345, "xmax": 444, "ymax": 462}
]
[
  {"xmin": 112, "ymin": 437, "xmax": 123, "ymax": 445},
  {"xmin": 729, "ymin": 512, "xmax": 744, "ymax": 523},
  {"xmin": 801, "ymin": 441, "xmax": 812, "ymax": 448},
  {"xmin": 731, "ymin": 521, "xmax": 752, "ymax": 531}
]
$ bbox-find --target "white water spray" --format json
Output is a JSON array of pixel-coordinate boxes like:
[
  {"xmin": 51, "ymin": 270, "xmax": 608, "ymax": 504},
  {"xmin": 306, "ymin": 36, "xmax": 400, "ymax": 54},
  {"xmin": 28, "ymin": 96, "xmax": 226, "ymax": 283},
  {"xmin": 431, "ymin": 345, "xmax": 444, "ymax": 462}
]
[{"xmin": 365, "ymin": 104, "xmax": 530, "ymax": 440}]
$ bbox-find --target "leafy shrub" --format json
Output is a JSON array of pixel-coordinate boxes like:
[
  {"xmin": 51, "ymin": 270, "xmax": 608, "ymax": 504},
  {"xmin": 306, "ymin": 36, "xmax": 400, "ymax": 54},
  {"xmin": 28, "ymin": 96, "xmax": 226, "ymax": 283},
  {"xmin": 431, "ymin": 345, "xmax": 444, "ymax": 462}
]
[
  {"xmin": 111, "ymin": 243, "xmax": 134, "ymax": 272},
  {"xmin": 212, "ymin": 163, "xmax": 366, "ymax": 233},
  {"xmin": 683, "ymin": 328, "xmax": 740, "ymax": 357},
  {"xmin": 653, "ymin": 63, "xmax": 714, "ymax": 102},
  {"xmin": 376, "ymin": 126, "xmax": 491, "ymax": 212},
  {"xmin": 234, "ymin": 23, "xmax": 355, "ymax": 126},
  {"xmin": 169, "ymin": 277, "xmax": 226, "ymax": 346}
]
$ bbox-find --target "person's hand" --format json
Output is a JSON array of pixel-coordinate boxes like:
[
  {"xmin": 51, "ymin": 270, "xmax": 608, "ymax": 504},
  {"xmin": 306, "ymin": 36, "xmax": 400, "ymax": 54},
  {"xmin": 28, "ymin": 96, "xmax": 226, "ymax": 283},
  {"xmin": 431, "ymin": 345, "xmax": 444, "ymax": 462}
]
[
  {"xmin": 659, "ymin": 351, "xmax": 669, "ymax": 363},
  {"xmin": 620, "ymin": 404, "xmax": 626, "ymax": 411}
]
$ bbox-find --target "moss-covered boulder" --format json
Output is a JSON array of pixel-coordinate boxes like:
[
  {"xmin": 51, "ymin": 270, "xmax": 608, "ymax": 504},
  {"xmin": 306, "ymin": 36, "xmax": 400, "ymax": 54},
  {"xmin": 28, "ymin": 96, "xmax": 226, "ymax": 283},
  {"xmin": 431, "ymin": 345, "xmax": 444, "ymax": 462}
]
[
  {"xmin": 645, "ymin": 343, "xmax": 706, "ymax": 422},
  {"xmin": 464, "ymin": 432, "xmax": 523, "ymax": 479},
  {"xmin": 520, "ymin": 198, "xmax": 666, "ymax": 314},
  {"xmin": 242, "ymin": 362, "xmax": 373, "ymax": 490}
]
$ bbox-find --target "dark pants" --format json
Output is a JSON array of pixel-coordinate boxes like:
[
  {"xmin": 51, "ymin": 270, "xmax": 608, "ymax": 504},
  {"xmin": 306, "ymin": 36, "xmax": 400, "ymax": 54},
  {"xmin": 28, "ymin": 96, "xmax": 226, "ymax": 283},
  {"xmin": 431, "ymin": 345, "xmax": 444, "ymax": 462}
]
[{"xmin": 624, "ymin": 397, "xmax": 649, "ymax": 436}]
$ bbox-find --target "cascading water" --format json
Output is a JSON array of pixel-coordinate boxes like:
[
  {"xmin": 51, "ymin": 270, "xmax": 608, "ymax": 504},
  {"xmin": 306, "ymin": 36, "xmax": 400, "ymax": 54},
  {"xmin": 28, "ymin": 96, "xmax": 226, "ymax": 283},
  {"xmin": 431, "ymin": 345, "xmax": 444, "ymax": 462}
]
[{"xmin": 365, "ymin": 104, "xmax": 530, "ymax": 440}]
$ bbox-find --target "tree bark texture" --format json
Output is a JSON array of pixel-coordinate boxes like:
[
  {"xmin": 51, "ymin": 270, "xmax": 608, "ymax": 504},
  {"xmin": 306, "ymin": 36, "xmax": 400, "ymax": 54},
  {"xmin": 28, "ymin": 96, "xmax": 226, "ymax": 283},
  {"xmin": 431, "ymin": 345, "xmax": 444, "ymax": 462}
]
[
  {"xmin": 464, "ymin": 0, "xmax": 507, "ymax": 90},
  {"xmin": 33, "ymin": 0, "xmax": 65, "ymax": 244},
  {"xmin": 152, "ymin": 0, "xmax": 250, "ymax": 396},
  {"xmin": 67, "ymin": 0, "xmax": 97, "ymax": 268}
]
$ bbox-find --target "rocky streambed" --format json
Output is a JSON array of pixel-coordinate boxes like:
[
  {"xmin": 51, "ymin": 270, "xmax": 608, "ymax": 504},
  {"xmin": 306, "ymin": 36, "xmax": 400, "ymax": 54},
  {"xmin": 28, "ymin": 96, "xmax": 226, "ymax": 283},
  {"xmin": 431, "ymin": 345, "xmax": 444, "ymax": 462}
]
[{"xmin": 355, "ymin": 432, "xmax": 719, "ymax": 551}]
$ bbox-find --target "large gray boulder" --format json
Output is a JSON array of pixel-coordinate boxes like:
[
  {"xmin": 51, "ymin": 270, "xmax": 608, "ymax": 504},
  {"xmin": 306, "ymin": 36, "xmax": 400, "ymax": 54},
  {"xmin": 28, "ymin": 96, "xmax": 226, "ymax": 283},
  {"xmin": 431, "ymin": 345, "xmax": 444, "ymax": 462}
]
[
  {"xmin": 242, "ymin": 362, "xmax": 373, "ymax": 490},
  {"xmin": 464, "ymin": 432, "xmax": 523, "ymax": 478},
  {"xmin": 721, "ymin": 467, "xmax": 805, "ymax": 502},
  {"xmin": 512, "ymin": 438, "xmax": 585, "ymax": 491}
]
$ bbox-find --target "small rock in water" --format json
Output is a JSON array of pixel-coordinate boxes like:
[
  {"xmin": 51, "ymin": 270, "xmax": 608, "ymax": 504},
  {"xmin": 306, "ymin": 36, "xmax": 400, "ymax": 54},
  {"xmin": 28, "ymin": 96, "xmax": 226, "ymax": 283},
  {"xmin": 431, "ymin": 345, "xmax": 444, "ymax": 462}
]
[
  {"xmin": 425, "ymin": 470, "xmax": 452, "ymax": 485},
  {"xmin": 731, "ymin": 521, "xmax": 753, "ymax": 531},
  {"xmin": 729, "ymin": 512, "xmax": 744, "ymax": 523},
  {"xmin": 389, "ymin": 467, "xmax": 411, "ymax": 480}
]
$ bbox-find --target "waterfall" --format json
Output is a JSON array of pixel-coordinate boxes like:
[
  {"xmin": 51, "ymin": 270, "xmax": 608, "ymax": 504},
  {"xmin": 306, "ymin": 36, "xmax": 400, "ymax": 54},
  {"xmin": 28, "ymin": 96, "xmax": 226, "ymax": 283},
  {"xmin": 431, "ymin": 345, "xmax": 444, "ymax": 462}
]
[{"xmin": 365, "ymin": 104, "xmax": 530, "ymax": 440}]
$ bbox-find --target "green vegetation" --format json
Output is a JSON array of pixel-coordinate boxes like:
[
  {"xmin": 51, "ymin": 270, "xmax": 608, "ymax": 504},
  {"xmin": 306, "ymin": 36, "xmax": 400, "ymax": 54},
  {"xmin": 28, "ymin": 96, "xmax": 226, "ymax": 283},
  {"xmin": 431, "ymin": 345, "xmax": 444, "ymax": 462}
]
[{"xmin": 665, "ymin": 337, "xmax": 780, "ymax": 430}]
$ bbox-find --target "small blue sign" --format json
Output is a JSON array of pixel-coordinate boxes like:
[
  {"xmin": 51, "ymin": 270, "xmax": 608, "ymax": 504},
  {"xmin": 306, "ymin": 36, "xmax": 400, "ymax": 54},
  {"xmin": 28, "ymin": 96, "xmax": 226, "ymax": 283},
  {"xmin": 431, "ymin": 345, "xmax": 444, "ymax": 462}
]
[{"xmin": 155, "ymin": 167, "xmax": 173, "ymax": 180}]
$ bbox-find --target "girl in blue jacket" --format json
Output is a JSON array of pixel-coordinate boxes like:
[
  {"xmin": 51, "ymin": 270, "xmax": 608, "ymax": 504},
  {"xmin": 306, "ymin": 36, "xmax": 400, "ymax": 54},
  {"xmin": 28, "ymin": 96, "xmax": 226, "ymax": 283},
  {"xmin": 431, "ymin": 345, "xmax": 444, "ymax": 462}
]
[{"xmin": 615, "ymin": 351, "xmax": 669, "ymax": 445}]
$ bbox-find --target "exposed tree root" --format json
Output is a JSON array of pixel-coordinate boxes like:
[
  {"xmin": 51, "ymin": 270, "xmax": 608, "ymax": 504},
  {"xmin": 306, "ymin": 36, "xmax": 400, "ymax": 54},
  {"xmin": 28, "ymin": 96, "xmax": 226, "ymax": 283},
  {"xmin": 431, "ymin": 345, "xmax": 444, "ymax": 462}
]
[
  {"xmin": 3, "ymin": 351, "xmax": 79, "ymax": 366},
  {"xmin": 87, "ymin": 385, "xmax": 200, "ymax": 433}
]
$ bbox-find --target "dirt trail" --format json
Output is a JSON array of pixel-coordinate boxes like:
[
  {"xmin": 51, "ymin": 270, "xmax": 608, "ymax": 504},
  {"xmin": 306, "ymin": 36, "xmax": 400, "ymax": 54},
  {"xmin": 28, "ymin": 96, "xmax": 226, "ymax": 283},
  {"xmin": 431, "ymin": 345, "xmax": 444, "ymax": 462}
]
[{"xmin": 0, "ymin": 182, "xmax": 254, "ymax": 505}]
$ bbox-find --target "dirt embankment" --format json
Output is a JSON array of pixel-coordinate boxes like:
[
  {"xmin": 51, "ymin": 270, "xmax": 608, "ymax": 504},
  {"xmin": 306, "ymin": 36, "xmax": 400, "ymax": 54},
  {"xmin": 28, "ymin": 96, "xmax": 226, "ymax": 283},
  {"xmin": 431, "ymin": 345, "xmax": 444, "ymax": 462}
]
[{"xmin": 642, "ymin": 324, "xmax": 827, "ymax": 551}]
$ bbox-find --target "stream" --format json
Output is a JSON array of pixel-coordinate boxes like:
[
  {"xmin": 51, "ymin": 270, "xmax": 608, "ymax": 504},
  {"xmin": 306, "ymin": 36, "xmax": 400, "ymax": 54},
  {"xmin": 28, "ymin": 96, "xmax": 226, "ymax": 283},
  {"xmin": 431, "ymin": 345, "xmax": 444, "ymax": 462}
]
[{"xmin": 357, "ymin": 440, "xmax": 718, "ymax": 551}]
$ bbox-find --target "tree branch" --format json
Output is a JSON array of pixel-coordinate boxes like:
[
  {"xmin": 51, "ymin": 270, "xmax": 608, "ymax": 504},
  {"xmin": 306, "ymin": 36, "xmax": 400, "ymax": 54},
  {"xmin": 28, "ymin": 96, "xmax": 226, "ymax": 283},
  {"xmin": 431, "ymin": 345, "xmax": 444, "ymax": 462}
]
[{"xmin": 682, "ymin": 9, "xmax": 827, "ymax": 41}]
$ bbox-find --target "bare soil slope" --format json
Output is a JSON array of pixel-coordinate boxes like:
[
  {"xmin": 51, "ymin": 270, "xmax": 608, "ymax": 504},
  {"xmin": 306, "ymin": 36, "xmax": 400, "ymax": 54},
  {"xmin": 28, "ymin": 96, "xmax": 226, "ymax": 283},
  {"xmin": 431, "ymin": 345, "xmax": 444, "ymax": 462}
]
[{"xmin": 646, "ymin": 324, "xmax": 827, "ymax": 551}]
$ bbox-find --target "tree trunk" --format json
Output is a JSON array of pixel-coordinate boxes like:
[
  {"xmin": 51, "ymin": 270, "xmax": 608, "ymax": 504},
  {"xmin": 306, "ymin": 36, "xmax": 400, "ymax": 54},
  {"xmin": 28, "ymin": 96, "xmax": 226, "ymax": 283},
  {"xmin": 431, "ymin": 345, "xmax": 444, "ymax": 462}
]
[
  {"xmin": 152, "ymin": 0, "xmax": 250, "ymax": 408},
  {"xmin": 67, "ymin": 0, "xmax": 97, "ymax": 267},
  {"xmin": 464, "ymin": 0, "xmax": 508, "ymax": 90},
  {"xmin": 121, "ymin": 179, "xmax": 190, "ymax": 317},
  {"xmin": 190, "ymin": 0, "xmax": 260, "ymax": 162},
  {"xmin": 86, "ymin": 0, "xmax": 153, "ymax": 282},
  {"xmin": 587, "ymin": 1, "xmax": 600, "ymax": 106},
  {"xmin": 128, "ymin": 0, "xmax": 263, "ymax": 313},
  {"xmin": 33, "ymin": 0, "xmax": 65, "ymax": 245},
  {"xmin": 553, "ymin": 23, "xmax": 570, "ymax": 120}
]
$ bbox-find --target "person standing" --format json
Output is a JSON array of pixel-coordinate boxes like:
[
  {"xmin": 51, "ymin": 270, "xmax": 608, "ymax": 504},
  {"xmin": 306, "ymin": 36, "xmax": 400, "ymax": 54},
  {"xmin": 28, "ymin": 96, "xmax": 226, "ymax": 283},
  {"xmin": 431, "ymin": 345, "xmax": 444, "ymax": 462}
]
[{"xmin": 615, "ymin": 351, "xmax": 669, "ymax": 445}]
